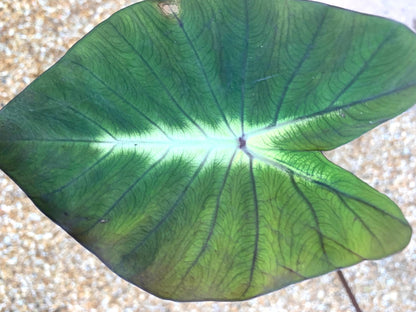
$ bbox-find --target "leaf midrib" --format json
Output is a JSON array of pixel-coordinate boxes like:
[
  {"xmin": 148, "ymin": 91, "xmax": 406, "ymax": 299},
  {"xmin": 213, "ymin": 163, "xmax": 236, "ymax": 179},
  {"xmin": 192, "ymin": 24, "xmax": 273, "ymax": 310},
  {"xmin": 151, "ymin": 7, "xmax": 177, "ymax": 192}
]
[{"xmin": 2, "ymin": 136, "xmax": 239, "ymax": 148}]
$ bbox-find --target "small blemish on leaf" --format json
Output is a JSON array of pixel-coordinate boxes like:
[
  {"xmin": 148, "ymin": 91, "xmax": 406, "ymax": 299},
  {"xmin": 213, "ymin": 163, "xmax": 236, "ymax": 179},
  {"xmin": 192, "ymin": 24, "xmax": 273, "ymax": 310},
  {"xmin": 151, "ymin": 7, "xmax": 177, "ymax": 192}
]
[
  {"xmin": 99, "ymin": 219, "xmax": 109, "ymax": 224},
  {"xmin": 158, "ymin": 1, "xmax": 180, "ymax": 17}
]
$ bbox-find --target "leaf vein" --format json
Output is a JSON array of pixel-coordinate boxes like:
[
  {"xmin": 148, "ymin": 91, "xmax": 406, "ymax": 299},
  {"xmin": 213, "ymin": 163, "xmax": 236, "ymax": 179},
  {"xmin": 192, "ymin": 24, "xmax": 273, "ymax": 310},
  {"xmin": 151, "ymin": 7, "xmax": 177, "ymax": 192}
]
[
  {"xmin": 78, "ymin": 148, "xmax": 170, "ymax": 235},
  {"xmin": 70, "ymin": 61, "xmax": 172, "ymax": 140},
  {"xmin": 176, "ymin": 149, "xmax": 237, "ymax": 291},
  {"xmin": 108, "ymin": 22, "xmax": 208, "ymax": 137},
  {"xmin": 328, "ymin": 27, "xmax": 397, "ymax": 108},
  {"xmin": 240, "ymin": 0, "xmax": 250, "ymax": 135},
  {"xmin": 120, "ymin": 149, "xmax": 212, "ymax": 262},
  {"xmin": 41, "ymin": 145, "xmax": 116, "ymax": 198},
  {"xmin": 242, "ymin": 157, "xmax": 260, "ymax": 297},
  {"xmin": 289, "ymin": 174, "xmax": 333, "ymax": 267},
  {"xmin": 271, "ymin": 10, "xmax": 328, "ymax": 125},
  {"xmin": 170, "ymin": 7, "xmax": 237, "ymax": 137}
]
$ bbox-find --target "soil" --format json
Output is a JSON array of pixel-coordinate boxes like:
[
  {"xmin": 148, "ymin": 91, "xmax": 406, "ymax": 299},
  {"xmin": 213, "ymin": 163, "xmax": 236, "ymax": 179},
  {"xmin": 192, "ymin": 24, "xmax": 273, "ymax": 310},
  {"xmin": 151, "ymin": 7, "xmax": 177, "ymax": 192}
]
[{"xmin": 0, "ymin": 1, "xmax": 415, "ymax": 311}]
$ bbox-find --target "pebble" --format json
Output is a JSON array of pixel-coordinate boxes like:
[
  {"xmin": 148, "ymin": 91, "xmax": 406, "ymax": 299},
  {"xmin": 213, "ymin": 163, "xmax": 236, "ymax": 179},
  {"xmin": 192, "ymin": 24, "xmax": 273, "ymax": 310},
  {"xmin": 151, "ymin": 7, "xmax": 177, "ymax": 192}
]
[{"xmin": 1, "ymin": 0, "xmax": 415, "ymax": 311}]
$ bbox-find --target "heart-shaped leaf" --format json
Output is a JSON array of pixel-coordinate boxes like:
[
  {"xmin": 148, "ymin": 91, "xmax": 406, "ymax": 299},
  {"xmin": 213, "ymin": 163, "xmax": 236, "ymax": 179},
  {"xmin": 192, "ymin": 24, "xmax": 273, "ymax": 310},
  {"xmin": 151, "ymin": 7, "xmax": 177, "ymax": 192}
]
[{"xmin": 1, "ymin": 0, "xmax": 415, "ymax": 301}]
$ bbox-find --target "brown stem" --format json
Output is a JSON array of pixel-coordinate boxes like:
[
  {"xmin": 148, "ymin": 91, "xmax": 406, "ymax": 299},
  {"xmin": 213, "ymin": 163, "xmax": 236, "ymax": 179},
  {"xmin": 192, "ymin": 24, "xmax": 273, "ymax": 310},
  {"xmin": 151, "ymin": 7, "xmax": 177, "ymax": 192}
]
[{"xmin": 337, "ymin": 270, "xmax": 363, "ymax": 312}]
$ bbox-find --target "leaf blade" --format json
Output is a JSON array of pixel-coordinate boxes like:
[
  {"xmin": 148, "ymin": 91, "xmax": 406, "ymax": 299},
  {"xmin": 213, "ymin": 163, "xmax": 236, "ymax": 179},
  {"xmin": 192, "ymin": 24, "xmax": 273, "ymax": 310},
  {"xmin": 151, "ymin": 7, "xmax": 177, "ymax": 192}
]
[{"xmin": 0, "ymin": 0, "xmax": 414, "ymax": 301}]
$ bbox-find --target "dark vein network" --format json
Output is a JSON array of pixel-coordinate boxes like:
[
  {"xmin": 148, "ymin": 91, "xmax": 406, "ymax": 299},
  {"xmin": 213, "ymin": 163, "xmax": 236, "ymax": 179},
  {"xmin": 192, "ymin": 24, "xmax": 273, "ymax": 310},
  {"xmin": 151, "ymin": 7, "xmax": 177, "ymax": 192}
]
[{"xmin": 109, "ymin": 23, "xmax": 209, "ymax": 138}]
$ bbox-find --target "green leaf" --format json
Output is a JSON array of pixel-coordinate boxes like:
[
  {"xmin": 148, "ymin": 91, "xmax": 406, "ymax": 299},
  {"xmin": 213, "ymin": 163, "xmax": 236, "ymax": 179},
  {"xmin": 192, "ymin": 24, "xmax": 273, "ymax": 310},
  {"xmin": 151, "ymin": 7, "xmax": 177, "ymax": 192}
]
[{"xmin": 0, "ymin": 0, "xmax": 415, "ymax": 301}]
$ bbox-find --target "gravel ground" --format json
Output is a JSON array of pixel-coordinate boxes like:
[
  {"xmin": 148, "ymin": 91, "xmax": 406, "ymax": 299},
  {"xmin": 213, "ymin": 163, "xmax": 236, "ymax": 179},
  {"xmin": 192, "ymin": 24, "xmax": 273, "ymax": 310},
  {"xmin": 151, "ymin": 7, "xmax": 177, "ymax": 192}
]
[{"xmin": 0, "ymin": 1, "xmax": 415, "ymax": 311}]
